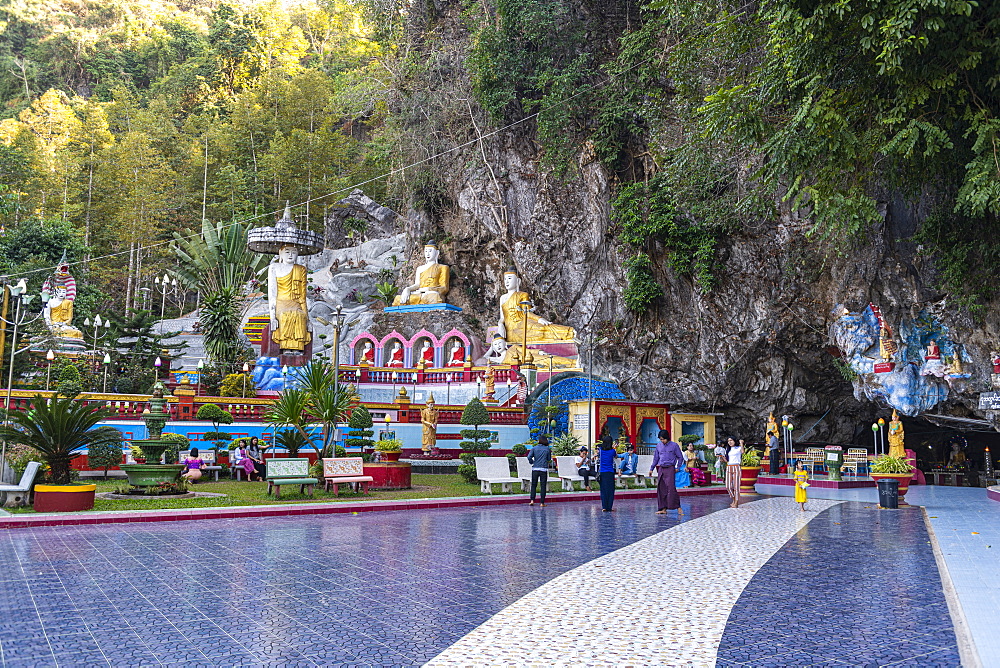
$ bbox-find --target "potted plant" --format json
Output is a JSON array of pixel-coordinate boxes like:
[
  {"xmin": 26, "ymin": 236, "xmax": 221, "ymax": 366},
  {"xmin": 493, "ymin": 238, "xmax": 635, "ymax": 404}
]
[
  {"xmin": 870, "ymin": 454, "xmax": 915, "ymax": 503},
  {"xmin": 739, "ymin": 445, "xmax": 763, "ymax": 494},
  {"xmin": 0, "ymin": 395, "xmax": 122, "ymax": 512},
  {"xmin": 375, "ymin": 437, "xmax": 403, "ymax": 462}
]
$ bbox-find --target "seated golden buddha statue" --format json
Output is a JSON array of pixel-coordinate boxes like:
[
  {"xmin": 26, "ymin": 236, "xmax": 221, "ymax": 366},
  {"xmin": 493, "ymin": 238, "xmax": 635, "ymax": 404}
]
[
  {"xmin": 43, "ymin": 284, "xmax": 83, "ymax": 340},
  {"xmin": 393, "ymin": 242, "xmax": 450, "ymax": 306},
  {"xmin": 497, "ymin": 269, "xmax": 575, "ymax": 346}
]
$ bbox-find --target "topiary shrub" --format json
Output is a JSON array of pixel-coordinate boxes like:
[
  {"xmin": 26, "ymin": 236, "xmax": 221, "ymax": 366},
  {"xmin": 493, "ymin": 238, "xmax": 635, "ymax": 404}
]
[
  {"xmin": 55, "ymin": 361, "xmax": 84, "ymax": 398},
  {"xmin": 458, "ymin": 452, "xmax": 479, "ymax": 484},
  {"xmin": 197, "ymin": 403, "xmax": 233, "ymax": 450},
  {"xmin": 346, "ymin": 405, "xmax": 375, "ymax": 451},
  {"xmin": 460, "ymin": 398, "xmax": 491, "ymax": 452}
]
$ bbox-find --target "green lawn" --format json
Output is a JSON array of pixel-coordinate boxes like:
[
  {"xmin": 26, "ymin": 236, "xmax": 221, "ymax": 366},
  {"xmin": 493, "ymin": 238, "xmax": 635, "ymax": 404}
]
[{"xmin": 7, "ymin": 475, "xmax": 696, "ymax": 514}]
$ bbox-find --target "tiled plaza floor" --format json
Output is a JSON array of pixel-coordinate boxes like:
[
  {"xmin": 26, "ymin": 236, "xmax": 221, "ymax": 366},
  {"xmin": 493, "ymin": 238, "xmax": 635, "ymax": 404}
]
[
  {"xmin": 0, "ymin": 488, "xmax": 974, "ymax": 667},
  {"xmin": 0, "ymin": 495, "xmax": 731, "ymax": 667}
]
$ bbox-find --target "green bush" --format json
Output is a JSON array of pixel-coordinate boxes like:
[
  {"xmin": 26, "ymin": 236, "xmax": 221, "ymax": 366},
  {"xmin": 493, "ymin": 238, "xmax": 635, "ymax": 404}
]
[
  {"xmin": 55, "ymin": 361, "xmax": 84, "ymax": 398},
  {"xmin": 871, "ymin": 455, "xmax": 913, "ymax": 475},
  {"xmin": 511, "ymin": 442, "xmax": 528, "ymax": 456},
  {"xmin": 623, "ymin": 253, "xmax": 663, "ymax": 313},
  {"xmin": 460, "ymin": 398, "xmax": 492, "ymax": 452},
  {"xmin": 551, "ymin": 433, "xmax": 582, "ymax": 456},
  {"xmin": 346, "ymin": 405, "xmax": 375, "ymax": 450},
  {"xmin": 219, "ymin": 373, "xmax": 255, "ymax": 397}
]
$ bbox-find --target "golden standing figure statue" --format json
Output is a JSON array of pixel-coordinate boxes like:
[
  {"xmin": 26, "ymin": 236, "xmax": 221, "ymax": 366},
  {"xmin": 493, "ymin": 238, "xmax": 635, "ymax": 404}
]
[
  {"xmin": 483, "ymin": 365, "xmax": 496, "ymax": 401},
  {"xmin": 269, "ymin": 245, "xmax": 311, "ymax": 352},
  {"xmin": 497, "ymin": 269, "xmax": 575, "ymax": 346},
  {"xmin": 888, "ymin": 410, "xmax": 905, "ymax": 458},
  {"xmin": 393, "ymin": 242, "xmax": 450, "ymax": 305},
  {"xmin": 763, "ymin": 412, "xmax": 778, "ymax": 459},
  {"xmin": 421, "ymin": 393, "xmax": 440, "ymax": 453}
]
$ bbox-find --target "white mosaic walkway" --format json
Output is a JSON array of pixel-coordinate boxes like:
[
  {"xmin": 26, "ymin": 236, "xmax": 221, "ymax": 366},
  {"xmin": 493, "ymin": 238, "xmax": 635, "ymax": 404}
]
[{"xmin": 425, "ymin": 497, "xmax": 843, "ymax": 668}]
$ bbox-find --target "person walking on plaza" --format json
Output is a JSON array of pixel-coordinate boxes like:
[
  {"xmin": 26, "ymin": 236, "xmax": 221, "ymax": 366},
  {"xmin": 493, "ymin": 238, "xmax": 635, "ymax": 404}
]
[
  {"xmin": 650, "ymin": 429, "xmax": 685, "ymax": 516},
  {"xmin": 726, "ymin": 437, "xmax": 743, "ymax": 508},
  {"xmin": 597, "ymin": 436, "xmax": 619, "ymax": 512},
  {"xmin": 793, "ymin": 460, "xmax": 809, "ymax": 511},
  {"xmin": 527, "ymin": 434, "xmax": 552, "ymax": 507}
]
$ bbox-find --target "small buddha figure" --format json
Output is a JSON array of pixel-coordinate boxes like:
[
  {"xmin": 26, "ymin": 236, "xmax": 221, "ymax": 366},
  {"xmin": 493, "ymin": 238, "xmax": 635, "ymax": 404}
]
[
  {"xmin": 945, "ymin": 350, "xmax": 964, "ymax": 375},
  {"xmin": 41, "ymin": 259, "xmax": 83, "ymax": 339},
  {"xmin": 393, "ymin": 242, "xmax": 450, "ymax": 305},
  {"xmin": 447, "ymin": 340, "xmax": 465, "ymax": 366},
  {"xmin": 920, "ymin": 339, "xmax": 945, "ymax": 377},
  {"xmin": 420, "ymin": 393, "xmax": 439, "ymax": 453},
  {"xmin": 878, "ymin": 323, "xmax": 898, "ymax": 361},
  {"xmin": 483, "ymin": 365, "xmax": 496, "ymax": 400},
  {"xmin": 268, "ymin": 245, "xmax": 311, "ymax": 353},
  {"xmin": 497, "ymin": 269, "xmax": 575, "ymax": 346},
  {"xmin": 418, "ymin": 340, "xmax": 434, "ymax": 366},
  {"xmin": 358, "ymin": 341, "xmax": 375, "ymax": 365},
  {"xmin": 887, "ymin": 410, "xmax": 905, "ymax": 458},
  {"xmin": 386, "ymin": 341, "xmax": 404, "ymax": 367}
]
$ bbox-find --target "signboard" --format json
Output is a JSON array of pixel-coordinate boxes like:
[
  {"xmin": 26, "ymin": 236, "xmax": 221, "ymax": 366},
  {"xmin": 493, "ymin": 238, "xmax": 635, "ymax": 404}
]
[
  {"xmin": 874, "ymin": 362, "xmax": 896, "ymax": 374},
  {"xmin": 979, "ymin": 392, "xmax": 1000, "ymax": 411},
  {"xmin": 573, "ymin": 414, "xmax": 590, "ymax": 430}
]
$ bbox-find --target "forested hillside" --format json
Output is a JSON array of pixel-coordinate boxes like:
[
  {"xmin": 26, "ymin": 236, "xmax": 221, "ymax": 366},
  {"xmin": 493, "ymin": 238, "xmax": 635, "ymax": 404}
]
[{"xmin": 0, "ymin": 0, "xmax": 394, "ymax": 316}]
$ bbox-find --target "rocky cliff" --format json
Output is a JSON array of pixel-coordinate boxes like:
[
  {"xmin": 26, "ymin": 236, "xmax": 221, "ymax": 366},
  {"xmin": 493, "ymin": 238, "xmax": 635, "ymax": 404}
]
[{"xmin": 319, "ymin": 1, "xmax": 999, "ymax": 445}]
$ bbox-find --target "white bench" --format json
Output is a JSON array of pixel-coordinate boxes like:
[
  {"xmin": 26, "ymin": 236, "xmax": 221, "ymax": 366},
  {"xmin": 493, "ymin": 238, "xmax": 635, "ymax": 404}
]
[
  {"xmin": 322, "ymin": 457, "xmax": 374, "ymax": 495},
  {"xmin": 637, "ymin": 454, "xmax": 655, "ymax": 487},
  {"xmin": 0, "ymin": 461, "xmax": 42, "ymax": 508},
  {"xmin": 555, "ymin": 456, "xmax": 595, "ymax": 491},
  {"xmin": 515, "ymin": 457, "xmax": 560, "ymax": 493},
  {"xmin": 179, "ymin": 450, "xmax": 223, "ymax": 482},
  {"xmin": 475, "ymin": 457, "xmax": 521, "ymax": 494}
]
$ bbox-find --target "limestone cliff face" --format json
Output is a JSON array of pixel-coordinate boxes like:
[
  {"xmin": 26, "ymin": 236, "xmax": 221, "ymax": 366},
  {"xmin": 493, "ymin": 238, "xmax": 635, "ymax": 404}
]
[{"xmin": 353, "ymin": 2, "xmax": 998, "ymax": 443}]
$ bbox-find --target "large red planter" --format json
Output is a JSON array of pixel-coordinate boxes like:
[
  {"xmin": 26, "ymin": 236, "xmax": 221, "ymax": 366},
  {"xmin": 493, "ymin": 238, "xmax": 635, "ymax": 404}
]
[
  {"xmin": 871, "ymin": 472, "xmax": 913, "ymax": 505},
  {"xmin": 363, "ymin": 462, "xmax": 411, "ymax": 490},
  {"xmin": 740, "ymin": 467, "xmax": 762, "ymax": 494},
  {"xmin": 33, "ymin": 484, "xmax": 97, "ymax": 512}
]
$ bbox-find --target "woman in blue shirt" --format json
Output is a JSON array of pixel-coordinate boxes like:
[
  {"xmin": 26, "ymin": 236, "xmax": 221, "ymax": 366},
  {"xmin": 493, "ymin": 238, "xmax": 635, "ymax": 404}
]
[{"xmin": 597, "ymin": 436, "xmax": 619, "ymax": 512}]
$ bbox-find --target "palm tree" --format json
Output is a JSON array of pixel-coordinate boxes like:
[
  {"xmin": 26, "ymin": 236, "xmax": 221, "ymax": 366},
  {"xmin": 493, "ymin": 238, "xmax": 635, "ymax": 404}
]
[
  {"xmin": 0, "ymin": 396, "xmax": 115, "ymax": 484},
  {"xmin": 264, "ymin": 361, "xmax": 355, "ymax": 458}
]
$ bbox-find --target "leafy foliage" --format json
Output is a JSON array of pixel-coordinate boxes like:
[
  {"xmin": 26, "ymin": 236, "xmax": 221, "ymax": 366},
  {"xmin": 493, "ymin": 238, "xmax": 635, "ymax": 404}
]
[
  {"xmin": 622, "ymin": 254, "xmax": 663, "ymax": 313},
  {"xmin": 55, "ymin": 361, "xmax": 84, "ymax": 398},
  {"xmin": 85, "ymin": 427, "xmax": 125, "ymax": 477},
  {"xmin": 0, "ymin": 395, "xmax": 112, "ymax": 483},
  {"xmin": 275, "ymin": 428, "xmax": 310, "ymax": 457},
  {"xmin": 219, "ymin": 372, "xmax": 255, "ymax": 398},
  {"xmin": 551, "ymin": 433, "xmax": 582, "ymax": 457}
]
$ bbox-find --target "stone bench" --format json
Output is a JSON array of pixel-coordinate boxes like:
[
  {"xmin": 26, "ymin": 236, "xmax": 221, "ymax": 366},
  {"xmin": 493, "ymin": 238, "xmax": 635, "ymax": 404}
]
[
  {"xmin": 179, "ymin": 450, "xmax": 223, "ymax": 482},
  {"xmin": 515, "ymin": 457, "xmax": 561, "ymax": 493},
  {"xmin": 475, "ymin": 457, "xmax": 520, "ymax": 494},
  {"xmin": 266, "ymin": 458, "xmax": 319, "ymax": 498},
  {"xmin": 0, "ymin": 461, "xmax": 41, "ymax": 508},
  {"xmin": 322, "ymin": 457, "xmax": 374, "ymax": 495},
  {"xmin": 555, "ymin": 456, "xmax": 595, "ymax": 491}
]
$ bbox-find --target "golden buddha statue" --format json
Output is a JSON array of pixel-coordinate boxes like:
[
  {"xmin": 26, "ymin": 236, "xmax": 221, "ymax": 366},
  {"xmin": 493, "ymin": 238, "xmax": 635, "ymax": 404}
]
[
  {"xmin": 497, "ymin": 269, "xmax": 575, "ymax": 346},
  {"xmin": 485, "ymin": 334, "xmax": 576, "ymax": 368},
  {"xmin": 420, "ymin": 393, "xmax": 439, "ymax": 453},
  {"xmin": 42, "ymin": 260, "xmax": 82, "ymax": 339},
  {"xmin": 268, "ymin": 245, "xmax": 311, "ymax": 352},
  {"xmin": 887, "ymin": 410, "xmax": 905, "ymax": 458},
  {"xmin": 393, "ymin": 242, "xmax": 450, "ymax": 305}
]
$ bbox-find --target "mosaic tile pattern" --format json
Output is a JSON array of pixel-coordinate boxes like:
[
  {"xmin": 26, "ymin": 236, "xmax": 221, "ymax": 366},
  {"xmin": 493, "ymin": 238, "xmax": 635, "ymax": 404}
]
[
  {"xmin": 717, "ymin": 502, "xmax": 961, "ymax": 667},
  {"xmin": 425, "ymin": 497, "xmax": 842, "ymax": 667},
  {"xmin": 0, "ymin": 495, "xmax": 734, "ymax": 667}
]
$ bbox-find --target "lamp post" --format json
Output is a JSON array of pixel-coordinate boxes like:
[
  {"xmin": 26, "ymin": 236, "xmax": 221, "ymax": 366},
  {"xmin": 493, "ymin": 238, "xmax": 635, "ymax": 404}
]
[
  {"xmin": 102, "ymin": 352, "xmax": 111, "ymax": 393},
  {"xmin": 196, "ymin": 358, "xmax": 204, "ymax": 396},
  {"xmin": 1, "ymin": 279, "xmax": 41, "ymax": 477},
  {"xmin": 154, "ymin": 356, "xmax": 162, "ymax": 380},
  {"xmin": 330, "ymin": 305, "xmax": 346, "ymax": 398},
  {"xmin": 871, "ymin": 422, "xmax": 880, "ymax": 456},
  {"xmin": 877, "ymin": 417, "xmax": 885, "ymax": 456},
  {"xmin": 518, "ymin": 299, "xmax": 533, "ymax": 366},
  {"xmin": 282, "ymin": 364, "xmax": 289, "ymax": 391},
  {"xmin": 391, "ymin": 371, "xmax": 398, "ymax": 401},
  {"xmin": 45, "ymin": 349, "xmax": 55, "ymax": 391},
  {"xmin": 154, "ymin": 273, "xmax": 176, "ymax": 334},
  {"xmin": 446, "ymin": 372, "xmax": 452, "ymax": 405},
  {"xmin": 242, "ymin": 361, "xmax": 250, "ymax": 397},
  {"xmin": 83, "ymin": 314, "xmax": 110, "ymax": 382}
]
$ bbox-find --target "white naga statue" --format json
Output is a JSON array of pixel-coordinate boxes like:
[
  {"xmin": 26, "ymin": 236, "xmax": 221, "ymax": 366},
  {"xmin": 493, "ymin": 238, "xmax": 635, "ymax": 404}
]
[{"xmin": 393, "ymin": 241, "xmax": 450, "ymax": 305}]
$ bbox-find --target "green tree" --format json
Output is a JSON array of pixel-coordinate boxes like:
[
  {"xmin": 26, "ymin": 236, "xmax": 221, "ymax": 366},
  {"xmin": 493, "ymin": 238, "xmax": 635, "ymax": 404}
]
[
  {"xmin": 87, "ymin": 428, "xmax": 125, "ymax": 478},
  {"xmin": 459, "ymin": 397, "xmax": 491, "ymax": 452}
]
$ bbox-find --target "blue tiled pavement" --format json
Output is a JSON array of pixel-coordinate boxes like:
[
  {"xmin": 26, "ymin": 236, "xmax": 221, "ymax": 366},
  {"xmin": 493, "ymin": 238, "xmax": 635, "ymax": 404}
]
[
  {"xmin": 718, "ymin": 502, "xmax": 960, "ymax": 667},
  {"xmin": 0, "ymin": 496, "xmax": 732, "ymax": 667}
]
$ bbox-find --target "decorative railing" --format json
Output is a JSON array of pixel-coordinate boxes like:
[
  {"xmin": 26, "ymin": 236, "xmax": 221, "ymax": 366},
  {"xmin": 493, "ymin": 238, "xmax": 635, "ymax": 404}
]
[{"xmin": 0, "ymin": 389, "xmax": 527, "ymax": 425}]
